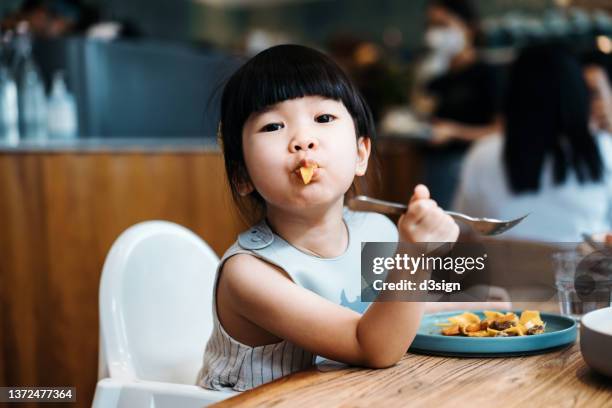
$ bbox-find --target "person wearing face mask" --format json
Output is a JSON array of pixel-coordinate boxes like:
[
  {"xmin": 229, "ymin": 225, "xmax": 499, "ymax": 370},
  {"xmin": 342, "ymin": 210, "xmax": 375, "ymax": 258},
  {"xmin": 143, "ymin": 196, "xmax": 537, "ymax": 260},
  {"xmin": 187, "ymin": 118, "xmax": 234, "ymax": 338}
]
[{"xmin": 413, "ymin": 0, "xmax": 502, "ymax": 209}]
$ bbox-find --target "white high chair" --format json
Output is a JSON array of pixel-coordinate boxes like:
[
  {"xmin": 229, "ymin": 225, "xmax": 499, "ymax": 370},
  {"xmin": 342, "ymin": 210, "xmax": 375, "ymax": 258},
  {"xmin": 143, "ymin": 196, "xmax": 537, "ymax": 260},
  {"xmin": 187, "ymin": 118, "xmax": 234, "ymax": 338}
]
[{"xmin": 92, "ymin": 221, "xmax": 236, "ymax": 408}]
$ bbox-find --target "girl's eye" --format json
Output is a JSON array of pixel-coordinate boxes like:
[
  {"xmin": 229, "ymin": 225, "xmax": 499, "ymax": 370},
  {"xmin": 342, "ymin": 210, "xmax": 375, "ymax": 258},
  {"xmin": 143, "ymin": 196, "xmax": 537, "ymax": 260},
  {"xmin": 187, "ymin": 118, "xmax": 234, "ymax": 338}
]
[
  {"xmin": 260, "ymin": 123, "xmax": 284, "ymax": 132},
  {"xmin": 315, "ymin": 114, "xmax": 336, "ymax": 123}
]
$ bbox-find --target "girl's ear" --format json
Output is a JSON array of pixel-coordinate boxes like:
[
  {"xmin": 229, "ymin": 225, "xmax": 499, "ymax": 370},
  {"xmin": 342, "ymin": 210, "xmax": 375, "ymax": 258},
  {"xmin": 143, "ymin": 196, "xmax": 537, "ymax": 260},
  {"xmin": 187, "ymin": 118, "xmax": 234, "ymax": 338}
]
[
  {"xmin": 355, "ymin": 136, "xmax": 371, "ymax": 176},
  {"xmin": 237, "ymin": 180, "xmax": 254, "ymax": 196},
  {"xmin": 234, "ymin": 172, "xmax": 255, "ymax": 196}
]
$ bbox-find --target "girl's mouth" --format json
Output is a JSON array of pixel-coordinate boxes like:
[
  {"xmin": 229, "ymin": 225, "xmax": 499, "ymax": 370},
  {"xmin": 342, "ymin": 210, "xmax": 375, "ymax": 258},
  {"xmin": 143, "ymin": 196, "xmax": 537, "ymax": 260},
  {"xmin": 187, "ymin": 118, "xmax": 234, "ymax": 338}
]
[{"xmin": 293, "ymin": 159, "xmax": 319, "ymax": 184}]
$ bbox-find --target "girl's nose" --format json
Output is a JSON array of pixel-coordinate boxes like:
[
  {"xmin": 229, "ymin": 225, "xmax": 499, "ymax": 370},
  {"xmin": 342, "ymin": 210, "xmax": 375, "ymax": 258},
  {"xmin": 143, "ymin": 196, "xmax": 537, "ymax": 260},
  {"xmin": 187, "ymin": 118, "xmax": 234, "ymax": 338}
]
[{"xmin": 289, "ymin": 136, "xmax": 318, "ymax": 152}]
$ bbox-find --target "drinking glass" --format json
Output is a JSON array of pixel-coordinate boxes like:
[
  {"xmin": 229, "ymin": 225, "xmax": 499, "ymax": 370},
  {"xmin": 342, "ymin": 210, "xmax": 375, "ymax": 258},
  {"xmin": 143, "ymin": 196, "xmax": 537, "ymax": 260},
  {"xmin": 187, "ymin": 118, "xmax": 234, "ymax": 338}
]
[{"xmin": 553, "ymin": 250, "xmax": 612, "ymax": 321}]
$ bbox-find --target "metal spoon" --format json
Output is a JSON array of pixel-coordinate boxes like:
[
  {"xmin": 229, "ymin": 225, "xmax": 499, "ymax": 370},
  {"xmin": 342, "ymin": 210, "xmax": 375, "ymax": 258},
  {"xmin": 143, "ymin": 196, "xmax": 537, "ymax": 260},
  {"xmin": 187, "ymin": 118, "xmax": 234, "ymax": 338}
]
[{"xmin": 347, "ymin": 195, "xmax": 528, "ymax": 236}]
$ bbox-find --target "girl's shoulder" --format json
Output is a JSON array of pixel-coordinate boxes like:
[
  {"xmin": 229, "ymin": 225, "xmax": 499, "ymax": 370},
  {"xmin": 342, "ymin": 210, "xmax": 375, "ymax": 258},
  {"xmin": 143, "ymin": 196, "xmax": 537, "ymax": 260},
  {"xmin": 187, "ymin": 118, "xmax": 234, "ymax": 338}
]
[
  {"xmin": 217, "ymin": 238, "xmax": 276, "ymax": 275},
  {"xmin": 218, "ymin": 243, "xmax": 286, "ymax": 287},
  {"xmin": 220, "ymin": 239, "xmax": 251, "ymax": 261}
]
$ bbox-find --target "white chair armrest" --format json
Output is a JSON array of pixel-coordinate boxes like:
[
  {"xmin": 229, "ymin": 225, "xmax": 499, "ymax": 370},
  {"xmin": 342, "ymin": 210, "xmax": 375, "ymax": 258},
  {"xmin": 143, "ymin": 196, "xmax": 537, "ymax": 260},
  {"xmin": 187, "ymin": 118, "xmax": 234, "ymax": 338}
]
[{"xmin": 92, "ymin": 378, "xmax": 237, "ymax": 408}]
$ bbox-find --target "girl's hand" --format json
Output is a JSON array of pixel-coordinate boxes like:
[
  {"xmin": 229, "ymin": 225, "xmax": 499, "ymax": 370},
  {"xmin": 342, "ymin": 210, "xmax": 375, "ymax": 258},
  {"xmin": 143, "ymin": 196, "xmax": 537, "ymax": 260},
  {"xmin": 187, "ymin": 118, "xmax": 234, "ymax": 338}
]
[{"xmin": 398, "ymin": 184, "xmax": 459, "ymax": 243}]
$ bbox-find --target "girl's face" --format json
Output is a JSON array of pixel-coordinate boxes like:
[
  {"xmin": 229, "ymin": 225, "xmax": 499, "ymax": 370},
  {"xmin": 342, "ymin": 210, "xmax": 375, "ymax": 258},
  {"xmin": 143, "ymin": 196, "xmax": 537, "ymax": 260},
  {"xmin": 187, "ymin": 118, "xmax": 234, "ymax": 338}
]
[{"xmin": 240, "ymin": 95, "xmax": 370, "ymax": 212}]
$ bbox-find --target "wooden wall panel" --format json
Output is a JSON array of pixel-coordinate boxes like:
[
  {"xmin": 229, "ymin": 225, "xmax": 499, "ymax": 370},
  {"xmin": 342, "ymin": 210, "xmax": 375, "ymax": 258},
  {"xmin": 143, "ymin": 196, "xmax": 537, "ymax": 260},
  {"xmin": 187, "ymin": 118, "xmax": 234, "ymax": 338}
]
[
  {"xmin": 0, "ymin": 151, "xmax": 248, "ymax": 407},
  {"xmin": 0, "ymin": 154, "xmax": 49, "ymax": 408},
  {"xmin": 375, "ymin": 139, "xmax": 424, "ymax": 204}
]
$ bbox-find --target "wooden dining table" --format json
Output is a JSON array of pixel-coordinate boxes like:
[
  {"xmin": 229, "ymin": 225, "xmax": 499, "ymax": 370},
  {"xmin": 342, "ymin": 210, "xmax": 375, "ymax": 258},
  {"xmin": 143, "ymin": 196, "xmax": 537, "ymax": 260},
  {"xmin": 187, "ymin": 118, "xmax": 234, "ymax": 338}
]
[{"xmin": 211, "ymin": 302, "xmax": 612, "ymax": 407}]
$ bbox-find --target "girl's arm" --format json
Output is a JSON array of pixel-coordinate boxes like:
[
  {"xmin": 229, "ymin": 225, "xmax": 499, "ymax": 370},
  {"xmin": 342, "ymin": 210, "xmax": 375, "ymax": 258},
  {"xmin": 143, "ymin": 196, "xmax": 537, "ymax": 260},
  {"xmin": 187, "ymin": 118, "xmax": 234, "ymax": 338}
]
[
  {"xmin": 219, "ymin": 185, "xmax": 458, "ymax": 368},
  {"xmin": 220, "ymin": 254, "xmax": 421, "ymax": 368}
]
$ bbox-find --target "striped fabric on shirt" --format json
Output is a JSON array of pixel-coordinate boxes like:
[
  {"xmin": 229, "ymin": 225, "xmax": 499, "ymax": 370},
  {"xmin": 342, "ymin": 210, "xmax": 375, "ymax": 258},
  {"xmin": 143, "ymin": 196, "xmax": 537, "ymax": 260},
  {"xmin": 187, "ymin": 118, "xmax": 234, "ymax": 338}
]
[{"xmin": 197, "ymin": 314, "xmax": 314, "ymax": 391}]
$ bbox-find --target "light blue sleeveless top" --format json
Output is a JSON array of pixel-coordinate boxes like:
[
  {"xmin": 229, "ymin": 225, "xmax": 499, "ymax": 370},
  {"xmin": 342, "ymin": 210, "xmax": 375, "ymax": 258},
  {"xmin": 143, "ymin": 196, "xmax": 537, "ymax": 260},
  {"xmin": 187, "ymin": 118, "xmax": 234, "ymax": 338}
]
[{"xmin": 196, "ymin": 208, "xmax": 398, "ymax": 391}]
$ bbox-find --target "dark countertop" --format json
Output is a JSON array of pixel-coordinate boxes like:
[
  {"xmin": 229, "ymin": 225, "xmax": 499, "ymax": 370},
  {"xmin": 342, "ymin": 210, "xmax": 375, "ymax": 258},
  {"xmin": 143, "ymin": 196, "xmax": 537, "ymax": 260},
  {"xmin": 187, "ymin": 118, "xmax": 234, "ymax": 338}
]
[{"xmin": 0, "ymin": 137, "xmax": 221, "ymax": 153}]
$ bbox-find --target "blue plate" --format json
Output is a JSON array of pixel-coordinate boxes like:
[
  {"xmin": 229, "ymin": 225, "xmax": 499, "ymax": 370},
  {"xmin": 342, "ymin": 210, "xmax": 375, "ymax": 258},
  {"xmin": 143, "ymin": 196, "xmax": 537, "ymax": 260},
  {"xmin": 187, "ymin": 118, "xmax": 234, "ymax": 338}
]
[{"xmin": 409, "ymin": 310, "xmax": 577, "ymax": 357}]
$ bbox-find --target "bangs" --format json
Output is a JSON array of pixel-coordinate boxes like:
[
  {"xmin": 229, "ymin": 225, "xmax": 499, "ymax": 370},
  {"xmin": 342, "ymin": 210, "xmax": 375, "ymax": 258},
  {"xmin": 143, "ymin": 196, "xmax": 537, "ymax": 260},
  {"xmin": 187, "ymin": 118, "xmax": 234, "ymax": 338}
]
[
  {"xmin": 220, "ymin": 44, "xmax": 374, "ymax": 139},
  {"xmin": 234, "ymin": 50, "xmax": 355, "ymax": 117}
]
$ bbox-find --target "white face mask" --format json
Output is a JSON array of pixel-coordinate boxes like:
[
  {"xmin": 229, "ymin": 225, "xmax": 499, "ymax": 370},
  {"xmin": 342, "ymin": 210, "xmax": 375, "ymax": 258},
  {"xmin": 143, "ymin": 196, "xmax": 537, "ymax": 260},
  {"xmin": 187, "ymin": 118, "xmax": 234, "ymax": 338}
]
[{"xmin": 424, "ymin": 26, "xmax": 466, "ymax": 57}]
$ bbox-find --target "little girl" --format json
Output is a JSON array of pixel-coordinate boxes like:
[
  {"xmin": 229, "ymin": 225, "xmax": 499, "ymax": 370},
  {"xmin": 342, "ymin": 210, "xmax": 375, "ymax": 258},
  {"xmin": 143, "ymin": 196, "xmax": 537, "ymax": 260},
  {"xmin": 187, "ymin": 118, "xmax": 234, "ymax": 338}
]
[{"xmin": 197, "ymin": 44, "xmax": 464, "ymax": 392}]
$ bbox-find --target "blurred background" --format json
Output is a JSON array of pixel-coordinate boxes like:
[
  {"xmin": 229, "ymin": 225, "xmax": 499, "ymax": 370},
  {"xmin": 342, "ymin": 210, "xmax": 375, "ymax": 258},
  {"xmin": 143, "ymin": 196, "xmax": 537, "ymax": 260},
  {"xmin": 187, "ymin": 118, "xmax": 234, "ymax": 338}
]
[
  {"xmin": 1, "ymin": 1, "xmax": 611, "ymax": 407},
  {"xmin": 1, "ymin": 0, "xmax": 611, "ymax": 140}
]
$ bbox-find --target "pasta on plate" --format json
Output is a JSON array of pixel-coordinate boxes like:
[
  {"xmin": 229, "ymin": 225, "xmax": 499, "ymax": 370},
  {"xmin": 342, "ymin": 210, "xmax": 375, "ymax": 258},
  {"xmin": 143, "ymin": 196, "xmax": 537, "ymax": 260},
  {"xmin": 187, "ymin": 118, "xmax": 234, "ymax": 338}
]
[{"xmin": 437, "ymin": 311, "xmax": 546, "ymax": 337}]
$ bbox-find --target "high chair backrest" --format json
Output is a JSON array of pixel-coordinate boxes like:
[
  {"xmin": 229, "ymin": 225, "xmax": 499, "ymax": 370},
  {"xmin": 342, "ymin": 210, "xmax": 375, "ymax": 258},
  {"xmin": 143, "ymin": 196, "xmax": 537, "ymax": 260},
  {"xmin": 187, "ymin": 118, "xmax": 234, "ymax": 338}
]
[{"xmin": 99, "ymin": 221, "xmax": 219, "ymax": 384}]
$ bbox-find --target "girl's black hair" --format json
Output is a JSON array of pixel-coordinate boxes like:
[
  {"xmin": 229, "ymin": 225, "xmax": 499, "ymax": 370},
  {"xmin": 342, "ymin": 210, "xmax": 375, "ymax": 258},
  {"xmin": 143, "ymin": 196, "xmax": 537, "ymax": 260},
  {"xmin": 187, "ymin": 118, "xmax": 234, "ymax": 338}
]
[
  {"xmin": 503, "ymin": 44, "xmax": 604, "ymax": 193},
  {"xmin": 219, "ymin": 44, "xmax": 377, "ymax": 224}
]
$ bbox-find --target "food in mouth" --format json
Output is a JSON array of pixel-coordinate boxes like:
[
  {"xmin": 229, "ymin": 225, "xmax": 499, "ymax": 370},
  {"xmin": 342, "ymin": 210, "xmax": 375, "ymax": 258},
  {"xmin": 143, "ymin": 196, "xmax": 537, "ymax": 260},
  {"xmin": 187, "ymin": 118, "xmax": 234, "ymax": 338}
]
[{"xmin": 299, "ymin": 163, "xmax": 318, "ymax": 184}]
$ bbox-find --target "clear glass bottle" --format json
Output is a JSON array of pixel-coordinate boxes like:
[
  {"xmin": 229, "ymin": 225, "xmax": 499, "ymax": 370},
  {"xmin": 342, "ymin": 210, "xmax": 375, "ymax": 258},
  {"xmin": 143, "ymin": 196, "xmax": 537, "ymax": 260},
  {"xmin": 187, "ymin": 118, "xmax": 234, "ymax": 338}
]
[
  {"xmin": 12, "ymin": 22, "xmax": 47, "ymax": 140},
  {"xmin": 0, "ymin": 31, "xmax": 19, "ymax": 143},
  {"xmin": 47, "ymin": 71, "xmax": 77, "ymax": 139}
]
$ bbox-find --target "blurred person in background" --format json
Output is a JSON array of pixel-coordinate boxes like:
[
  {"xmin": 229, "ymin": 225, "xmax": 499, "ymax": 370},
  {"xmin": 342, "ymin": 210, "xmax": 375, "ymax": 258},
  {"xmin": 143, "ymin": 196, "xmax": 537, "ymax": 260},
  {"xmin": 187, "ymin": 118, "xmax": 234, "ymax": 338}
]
[
  {"xmin": 582, "ymin": 51, "xmax": 612, "ymax": 136},
  {"xmin": 581, "ymin": 52, "xmax": 612, "ymax": 246},
  {"xmin": 327, "ymin": 33, "xmax": 408, "ymax": 124},
  {"xmin": 414, "ymin": 0, "xmax": 503, "ymax": 208},
  {"xmin": 453, "ymin": 44, "xmax": 612, "ymax": 242}
]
